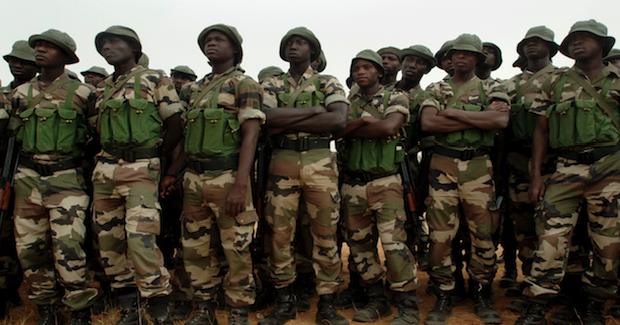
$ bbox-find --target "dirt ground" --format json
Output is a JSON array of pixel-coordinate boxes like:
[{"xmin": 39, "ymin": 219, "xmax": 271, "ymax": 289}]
[{"xmin": 2, "ymin": 245, "xmax": 620, "ymax": 325}]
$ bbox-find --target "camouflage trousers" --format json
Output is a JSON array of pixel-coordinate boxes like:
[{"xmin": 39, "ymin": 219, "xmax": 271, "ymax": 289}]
[
  {"xmin": 13, "ymin": 165, "xmax": 97, "ymax": 310},
  {"xmin": 342, "ymin": 174, "xmax": 418, "ymax": 292},
  {"xmin": 183, "ymin": 169, "xmax": 256, "ymax": 307},
  {"xmin": 524, "ymin": 151, "xmax": 620, "ymax": 300},
  {"xmin": 92, "ymin": 157, "xmax": 171, "ymax": 298},
  {"xmin": 426, "ymin": 154, "xmax": 500, "ymax": 292},
  {"xmin": 265, "ymin": 148, "xmax": 341, "ymax": 295}
]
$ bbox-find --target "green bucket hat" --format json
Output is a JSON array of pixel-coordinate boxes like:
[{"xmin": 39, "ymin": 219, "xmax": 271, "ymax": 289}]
[
  {"xmin": 4, "ymin": 40, "xmax": 36, "ymax": 64},
  {"xmin": 95, "ymin": 26, "xmax": 142, "ymax": 62},
  {"xmin": 350, "ymin": 49, "xmax": 384, "ymax": 76},
  {"xmin": 137, "ymin": 53, "xmax": 149, "ymax": 68},
  {"xmin": 435, "ymin": 40, "xmax": 454, "ymax": 69},
  {"xmin": 447, "ymin": 34, "xmax": 487, "ymax": 67},
  {"xmin": 604, "ymin": 48, "xmax": 620, "ymax": 63},
  {"xmin": 517, "ymin": 26, "xmax": 559, "ymax": 58},
  {"xmin": 316, "ymin": 51, "xmax": 327, "ymax": 72},
  {"xmin": 170, "ymin": 65, "xmax": 197, "ymax": 80},
  {"xmin": 482, "ymin": 42, "xmax": 503, "ymax": 71},
  {"xmin": 377, "ymin": 46, "xmax": 401, "ymax": 61},
  {"xmin": 198, "ymin": 24, "xmax": 243, "ymax": 64},
  {"xmin": 560, "ymin": 19, "xmax": 616, "ymax": 58},
  {"xmin": 29, "ymin": 29, "xmax": 79, "ymax": 64},
  {"xmin": 258, "ymin": 66, "xmax": 284, "ymax": 84},
  {"xmin": 399, "ymin": 45, "xmax": 437, "ymax": 72},
  {"xmin": 81, "ymin": 66, "xmax": 108, "ymax": 77},
  {"xmin": 65, "ymin": 69, "xmax": 80, "ymax": 80},
  {"xmin": 280, "ymin": 27, "xmax": 322, "ymax": 62}
]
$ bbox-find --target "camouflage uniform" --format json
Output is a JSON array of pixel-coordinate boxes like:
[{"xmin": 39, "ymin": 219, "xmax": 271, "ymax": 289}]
[
  {"xmin": 342, "ymin": 85, "xmax": 418, "ymax": 292},
  {"xmin": 90, "ymin": 66, "xmax": 182, "ymax": 298},
  {"xmin": 261, "ymin": 66, "xmax": 348, "ymax": 295},
  {"xmin": 178, "ymin": 65, "xmax": 265, "ymax": 307},
  {"xmin": 10, "ymin": 73, "xmax": 98, "ymax": 310},
  {"xmin": 422, "ymin": 75, "xmax": 509, "ymax": 292}
]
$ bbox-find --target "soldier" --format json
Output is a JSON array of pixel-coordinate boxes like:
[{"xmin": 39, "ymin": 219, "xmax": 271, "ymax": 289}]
[
  {"xmin": 420, "ymin": 33, "xmax": 509, "ymax": 325},
  {"xmin": 516, "ymin": 19, "xmax": 619, "ymax": 325},
  {"xmin": 90, "ymin": 25, "xmax": 184, "ymax": 325},
  {"xmin": 502, "ymin": 26, "xmax": 559, "ymax": 313},
  {"xmin": 137, "ymin": 53, "xmax": 149, "ymax": 68},
  {"xmin": 170, "ymin": 65, "xmax": 197, "ymax": 93},
  {"xmin": 512, "ymin": 55, "xmax": 528, "ymax": 71},
  {"xmin": 80, "ymin": 66, "xmax": 108, "ymax": 87},
  {"xmin": 257, "ymin": 66, "xmax": 284, "ymax": 84},
  {"xmin": 337, "ymin": 49, "xmax": 419, "ymax": 325},
  {"xmin": 259, "ymin": 27, "xmax": 349, "ymax": 325},
  {"xmin": 475, "ymin": 42, "xmax": 503, "ymax": 80},
  {"xmin": 435, "ymin": 41, "xmax": 455, "ymax": 79},
  {"xmin": 65, "ymin": 69, "xmax": 81, "ymax": 81},
  {"xmin": 311, "ymin": 50, "xmax": 327, "ymax": 72},
  {"xmin": 378, "ymin": 46, "xmax": 401, "ymax": 87},
  {"xmin": 9, "ymin": 29, "xmax": 98, "ymax": 325},
  {"xmin": 604, "ymin": 48, "xmax": 620, "ymax": 69}
]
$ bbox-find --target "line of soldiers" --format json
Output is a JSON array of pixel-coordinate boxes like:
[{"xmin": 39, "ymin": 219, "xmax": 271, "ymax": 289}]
[{"xmin": 0, "ymin": 18, "xmax": 619, "ymax": 325}]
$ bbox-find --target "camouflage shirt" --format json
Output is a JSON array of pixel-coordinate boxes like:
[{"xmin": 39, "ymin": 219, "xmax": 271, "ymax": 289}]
[
  {"xmin": 0, "ymin": 85, "xmax": 11, "ymax": 120},
  {"xmin": 421, "ymin": 75, "xmax": 509, "ymax": 112},
  {"xmin": 347, "ymin": 85, "xmax": 409, "ymax": 121}
]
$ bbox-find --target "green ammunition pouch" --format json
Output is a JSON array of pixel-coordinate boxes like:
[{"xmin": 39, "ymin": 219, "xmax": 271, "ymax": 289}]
[
  {"xmin": 345, "ymin": 90, "xmax": 405, "ymax": 175},
  {"xmin": 276, "ymin": 72, "xmax": 325, "ymax": 108},
  {"xmin": 16, "ymin": 78, "xmax": 88, "ymax": 156},
  {"xmin": 97, "ymin": 69, "xmax": 163, "ymax": 148},
  {"xmin": 547, "ymin": 73, "xmax": 620, "ymax": 149}
]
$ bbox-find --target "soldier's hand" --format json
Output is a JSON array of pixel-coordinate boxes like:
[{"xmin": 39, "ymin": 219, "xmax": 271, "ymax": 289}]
[
  {"xmin": 226, "ymin": 183, "xmax": 247, "ymax": 218},
  {"xmin": 160, "ymin": 175, "xmax": 176, "ymax": 198},
  {"xmin": 528, "ymin": 175, "xmax": 545, "ymax": 205},
  {"xmin": 487, "ymin": 101, "xmax": 510, "ymax": 112}
]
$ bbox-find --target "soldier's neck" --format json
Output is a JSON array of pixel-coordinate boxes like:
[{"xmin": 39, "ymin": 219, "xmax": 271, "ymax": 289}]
[
  {"xmin": 11, "ymin": 78, "xmax": 29, "ymax": 89},
  {"xmin": 381, "ymin": 74, "xmax": 397, "ymax": 86},
  {"xmin": 212, "ymin": 59, "xmax": 235, "ymax": 75},
  {"xmin": 528, "ymin": 58, "xmax": 551, "ymax": 73},
  {"xmin": 575, "ymin": 55, "xmax": 605, "ymax": 81},
  {"xmin": 475, "ymin": 67, "xmax": 491, "ymax": 80},
  {"xmin": 289, "ymin": 63, "xmax": 310, "ymax": 84},
  {"xmin": 396, "ymin": 78, "xmax": 420, "ymax": 91},
  {"xmin": 452, "ymin": 70, "xmax": 476, "ymax": 87},
  {"xmin": 361, "ymin": 83, "xmax": 380, "ymax": 98},
  {"xmin": 113, "ymin": 61, "xmax": 137, "ymax": 81},
  {"xmin": 39, "ymin": 66, "xmax": 65, "ymax": 85}
]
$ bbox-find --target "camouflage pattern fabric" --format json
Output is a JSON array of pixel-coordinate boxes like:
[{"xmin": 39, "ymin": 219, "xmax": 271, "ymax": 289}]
[{"xmin": 422, "ymin": 76, "xmax": 509, "ymax": 115}]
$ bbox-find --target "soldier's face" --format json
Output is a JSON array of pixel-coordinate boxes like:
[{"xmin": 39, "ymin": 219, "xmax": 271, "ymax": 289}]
[
  {"xmin": 441, "ymin": 55, "xmax": 454, "ymax": 76},
  {"xmin": 203, "ymin": 30, "xmax": 238, "ymax": 64},
  {"xmin": 451, "ymin": 50, "xmax": 478, "ymax": 73},
  {"xmin": 83, "ymin": 72, "xmax": 104, "ymax": 87},
  {"xmin": 351, "ymin": 59, "xmax": 382, "ymax": 89},
  {"xmin": 33, "ymin": 40, "xmax": 67, "ymax": 68},
  {"xmin": 568, "ymin": 32, "xmax": 603, "ymax": 60},
  {"xmin": 381, "ymin": 53, "xmax": 401, "ymax": 76},
  {"xmin": 284, "ymin": 36, "xmax": 313, "ymax": 64},
  {"xmin": 171, "ymin": 73, "xmax": 193, "ymax": 93},
  {"xmin": 100, "ymin": 36, "xmax": 136, "ymax": 66},
  {"xmin": 482, "ymin": 46, "xmax": 497, "ymax": 68},
  {"xmin": 7, "ymin": 57, "xmax": 38, "ymax": 81},
  {"xmin": 610, "ymin": 58, "xmax": 620, "ymax": 70},
  {"xmin": 523, "ymin": 38, "xmax": 550, "ymax": 60},
  {"xmin": 402, "ymin": 55, "xmax": 429, "ymax": 82}
]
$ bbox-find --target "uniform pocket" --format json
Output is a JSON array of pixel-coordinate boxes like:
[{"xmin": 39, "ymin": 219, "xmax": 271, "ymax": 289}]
[
  {"xmin": 184, "ymin": 109, "xmax": 204, "ymax": 155},
  {"xmin": 34, "ymin": 107, "xmax": 59, "ymax": 153}
]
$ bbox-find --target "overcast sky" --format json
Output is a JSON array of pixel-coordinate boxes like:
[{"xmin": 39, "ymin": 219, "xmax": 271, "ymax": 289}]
[{"xmin": 1, "ymin": 0, "xmax": 618, "ymax": 91}]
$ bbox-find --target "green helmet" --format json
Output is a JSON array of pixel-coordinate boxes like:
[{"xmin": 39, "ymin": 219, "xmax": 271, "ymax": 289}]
[
  {"xmin": 170, "ymin": 65, "xmax": 197, "ymax": 80},
  {"xmin": 65, "ymin": 69, "xmax": 80, "ymax": 80},
  {"xmin": 95, "ymin": 26, "xmax": 142, "ymax": 63},
  {"xmin": 482, "ymin": 42, "xmax": 502, "ymax": 71},
  {"xmin": 350, "ymin": 49, "xmax": 384, "ymax": 77},
  {"xmin": 447, "ymin": 34, "xmax": 487, "ymax": 67},
  {"xmin": 560, "ymin": 19, "xmax": 615, "ymax": 58},
  {"xmin": 29, "ymin": 29, "xmax": 79, "ymax": 64},
  {"xmin": 517, "ymin": 26, "xmax": 559, "ymax": 58},
  {"xmin": 435, "ymin": 40, "xmax": 454, "ymax": 69},
  {"xmin": 604, "ymin": 48, "xmax": 620, "ymax": 63},
  {"xmin": 316, "ymin": 51, "xmax": 327, "ymax": 72},
  {"xmin": 137, "ymin": 53, "xmax": 149, "ymax": 68},
  {"xmin": 258, "ymin": 66, "xmax": 284, "ymax": 84},
  {"xmin": 198, "ymin": 24, "xmax": 243, "ymax": 64},
  {"xmin": 399, "ymin": 45, "xmax": 437, "ymax": 72},
  {"xmin": 377, "ymin": 46, "xmax": 401, "ymax": 61},
  {"xmin": 3, "ymin": 40, "xmax": 36, "ymax": 64},
  {"xmin": 280, "ymin": 27, "xmax": 322, "ymax": 62},
  {"xmin": 80, "ymin": 66, "xmax": 108, "ymax": 77}
]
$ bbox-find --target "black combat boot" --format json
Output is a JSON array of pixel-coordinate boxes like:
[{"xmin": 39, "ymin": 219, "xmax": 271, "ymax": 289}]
[
  {"xmin": 36, "ymin": 304, "xmax": 64, "ymax": 325},
  {"xmin": 186, "ymin": 301, "xmax": 218, "ymax": 325},
  {"xmin": 353, "ymin": 281, "xmax": 392, "ymax": 322},
  {"xmin": 250, "ymin": 280, "xmax": 276, "ymax": 312},
  {"xmin": 548, "ymin": 300, "xmax": 580, "ymax": 325},
  {"xmin": 148, "ymin": 296, "xmax": 173, "ymax": 325},
  {"xmin": 258, "ymin": 287, "xmax": 296, "ymax": 325},
  {"xmin": 514, "ymin": 299, "xmax": 549, "ymax": 325},
  {"xmin": 391, "ymin": 291, "xmax": 420, "ymax": 325},
  {"xmin": 470, "ymin": 281, "xmax": 502, "ymax": 324},
  {"xmin": 294, "ymin": 272, "xmax": 315, "ymax": 312},
  {"xmin": 116, "ymin": 290, "xmax": 143, "ymax": 325},
  {"xmin": 169, "ymin": 300, "xmax": 192, "ymax": 322},
  {"xmin": 451, "ymin": 269, "xmax": 467, "ymax": 306},
  {"xmin": 581, "ymin": 298, "xmax": 606, "ymax": 325},
  {"xmin": 316, "ymin": 294, "xmax": 349, "ymax": 325},
  {"xmin": 229, "ymin": 306, "xmax": 250, "ymax": 325},
  {"xmin": 69, "ymin": 308, "xmax": 91, "ymax": 325},
  {"xmin": 424, "ymin": 292, "xmax": 452, "ymax": 325},
  {"xmin": 507, "ymin": 297, "xmax": 530, "ymax": 313},
  {"xmin": 333, "ymin": 271, "xmax": 368, "ymax": 310}
]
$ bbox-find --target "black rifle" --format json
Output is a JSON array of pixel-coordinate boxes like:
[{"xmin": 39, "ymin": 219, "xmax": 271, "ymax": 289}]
[
  {"xmin": 162, "ymin": 160, "xmax": 187, "ymax": 196},
  {"xmin": 0, "ymin": 137, "xmax": 19, "ymax": 230},
  {"xmin": 400, "ymin": 150, "xmax": 424, "ymax": 255},
  {"xmin": 251, "ymin": 139, "xmax": 272, "ymax": 264}
]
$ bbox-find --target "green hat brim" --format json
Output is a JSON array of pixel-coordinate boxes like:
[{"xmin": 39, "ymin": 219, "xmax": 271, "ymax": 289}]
[
  {"xmin": 3, "ymin": 54, "xmax": 36, "ymax": 65},
  {"xmin": 280, "ymin": 28, "xmax": 321, "ymax": 62},
  {"xmin": 517, "ymin": 36, "xmax": 559, "ymax": 58},
  {"xmin": 198, "ymin": 25, "xmax": 243, "ymax": 64},
  {"xmin": 482, "ymin": 43, "xmax": 503, "ymax": 71},
  {"xmin": 399, "ymin": 50, "xmax": 436, "ymax": 73},
  {"xmin": 29, "ymin": 34, "xmax": 79, "ymax": 64},
  {"xmin": 560, "ymin": 31, "xmax": 615, "ymax": 58}
]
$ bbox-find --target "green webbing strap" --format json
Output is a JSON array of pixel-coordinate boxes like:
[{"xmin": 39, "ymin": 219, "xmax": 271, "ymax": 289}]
[
  {"xmin": 566, "ymin": 69, "xmax": 620, "ymax": 130},
  {"xmin": 133, "ymin": 71, "xmax": 144, "ymax": 100},
  {"xmin": 192, "ymin": 70, "xmax": 244, "ymax": 109},
  {"xmin": 63, "ymin": 81, "xmax": 81, "ymax": 112},
  {"xmin": 554, "ymin": 75, "xmax": 569, "ymax": 103},
  {"xmin": 446, "ymin": 78, "xmax": 480, "ymax": 108},
  {"xmin": 26, "ymin": 76, "xmax": 73, "ymax": 110},
  {"xmin": 410, "ymin": 91, "xmax": 424, "ymax": 110},
  {"xmin": 515, "ymin": 65, "xmax": 556, "ymax": 102},
  {"xmin": 96, "ymin": 67, "xmax": 147, "ymax": 133},
  {"xmin": 352, "ymin": 90, "xmax": 390, "ymax": 120},
  {"xmin": 478, "ymin": 82, "xmax": 487, "ymax": 106},
  {"xmin": 285, "ymin": 73, "xmax": 321, "ymax": 108}
]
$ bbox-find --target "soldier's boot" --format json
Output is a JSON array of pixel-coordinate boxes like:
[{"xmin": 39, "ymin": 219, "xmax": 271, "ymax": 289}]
[
  {"xmin": 333, "ymin": 271, "xmax": 368, "ymax": 310},
  {"xmin": 424, "ymin": 292, "xmax": 452, "ymax": 325},
  {"xmin": 451, "ymin": 269, "xmax": 467, "ymax": 306},
  {"xmin": 506, "ymin": 281, "xmax": 527, "ymax": 297},
  {"xmin": 581, "ymin": 299, "xmax": 606, "ymax": 325},
  {"xmin": 470, "ymin": 281, "xmax": 502, "ymax": 324},
  {"xmin": 353, "ymin": 281, "xmax": 392, "ymax": 322},
  {"xmin": 548, "ymin": 300, "xmax": 580, "ymax": 325},
  {"xmin": 295, "ymin": 272, "xmax": 315, "ymax": 312},
  {"xmin": 390, "ymin": 291, "xmax": 421, "ymax": 325},
  {"xmin": 229, "ymin": 306, "xmax": 250, "ymax": 325},
  {"xmin": 258, "ymin": 287, "xmax": 297, "ymax": 325},
  {"xmin": 499, "ymin": 248, "xmax": 517, "ymax": 289},
  {"xmin": 507, "ymin": 297, "xmax": 530, "ymax": 313},
  {"xmin": 36, "ymin": 304, "xmax": 64, "ymax": 325},
  {"xmin": 609, "ymin": 296, "xmax": 620, "ymax": 318},
  {"xmin": 69, "ymin": 308, "xmax": 91, "ymax": 325},
  {"xmin": 315, "ymin": 294, "xmax": 349, "ymax": 325},
  {"xmin": 250, "ymin": 280, "xmax": 276, "ymax": 312},
  {"xmin": 186, "ymin": 301, "xmax": 218, "ymax": 325},
  {"xmin": 116, "ymin": 291, "xmax": 142, "ymax": 325},
  {"xmin": 148, "ymin": 296, "xmax": 173, "ymax": 325},
  {"xmin": 514, "ymin": 299, "xmax": 549, "ymax": 325},
  {"xmin": 169, "ymin": 300, "xmax": 192, "ymax": 322}
]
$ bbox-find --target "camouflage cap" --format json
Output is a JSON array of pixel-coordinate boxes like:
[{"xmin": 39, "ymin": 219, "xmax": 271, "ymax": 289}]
[
  {"xmin": 3, "ymin": 40, "xmax": 36, "ymax": 64},
  {"xmin": 95, "ymin": 26, "xmax": 142, "ymax": 62},
  {"xmin": 399, "ymin": 45, "xmax": 437, "ymax": 72},
  {"xmin": 447, "ymin": 34, "xmax": 487, "ymax": 67},
  {"xmin": 29, "ymin": 29, "xmax": 79, "ymax": 64},
  {"xmin": 170, "ymin": 65, "xmax": 197, "ymax": 80},
  {"xmin": 560, "ymin": 19, "xmax": 616, "ymax": 58},
  {"xmin": 280, "ymin": 27, "xmax": 322, "ymax": 62},
  {"xmin": 435, "ymin": 40, "xmax": 454, "ymax": 69},
  {"xmin": 65, "ymin": 69, "xmax": 80, "ymax": 80},
  {"xmin": 482, "ymin": 42, "xmax": 503, "ymax": 71},
  {"xmin": 198, "ymin": 24, "xmax": 244, "ymax": 64},
  {"xmin": 350, "ymin": 49, "xmax": 384, "ymax": 76},
  {"xmin": 377, "ymin": 46, "xmax": 401, "ymax": 61},
  {"xmin": 258, "ymin": 66, "xmax": 284, "ymax": 83},
  {"xmin": 604, "ymin": 48, "xmax": 620, "ymax": 62},
  {"xmin": 517, "ymin": 26, "xmax": 559, "ymax": 58},
  {"xmin": 80, "ymin": 66, "xmax": 108, "ymax": 77},
  {"xmin": 512, "ymin": 55, "xmax": 528, "ymax": 69},
  {"xmin": 137, "ymin": 53, "xmax": 149, "ymax": 68},
  {"xmin": 316, "ymin": 51, "xmax": 327, "ymax": 72}
]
